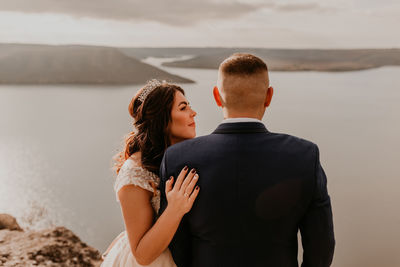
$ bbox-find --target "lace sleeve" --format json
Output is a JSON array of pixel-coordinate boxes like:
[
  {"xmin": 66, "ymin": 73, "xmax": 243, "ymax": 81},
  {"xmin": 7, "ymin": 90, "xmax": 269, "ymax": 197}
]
[{"xmin": 113, "ymin": 159, "xmax": 160, "ymax": 202}]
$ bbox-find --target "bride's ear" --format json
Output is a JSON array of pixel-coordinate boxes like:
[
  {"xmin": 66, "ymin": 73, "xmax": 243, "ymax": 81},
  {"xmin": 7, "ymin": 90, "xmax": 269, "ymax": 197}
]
[{"xmin": 213, "ymin": 86, "xmax": 223, "ymax": 107}]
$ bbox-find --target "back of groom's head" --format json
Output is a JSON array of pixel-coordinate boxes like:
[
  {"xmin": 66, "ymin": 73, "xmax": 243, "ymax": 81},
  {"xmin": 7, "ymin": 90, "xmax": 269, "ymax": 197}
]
[
  {"xmin": 215, "ymin": 53, "xmax": 272, "ymax": 118},
  {"xmin": 220, "ymin": 53, "xmax": 268, "ymax": 76}
]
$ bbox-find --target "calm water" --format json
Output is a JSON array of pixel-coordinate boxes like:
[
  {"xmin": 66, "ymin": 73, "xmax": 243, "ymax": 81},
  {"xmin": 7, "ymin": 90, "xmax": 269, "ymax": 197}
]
[{"xmin": 0, "ymin": 60, "xmax": 399, "ymax": 266}]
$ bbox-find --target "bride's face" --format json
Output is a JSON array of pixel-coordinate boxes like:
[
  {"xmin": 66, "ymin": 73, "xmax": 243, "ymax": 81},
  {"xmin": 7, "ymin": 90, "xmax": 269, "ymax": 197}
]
[{"xmin": 169, "ymin": 91, "xmax": 197, "ymax": 145}]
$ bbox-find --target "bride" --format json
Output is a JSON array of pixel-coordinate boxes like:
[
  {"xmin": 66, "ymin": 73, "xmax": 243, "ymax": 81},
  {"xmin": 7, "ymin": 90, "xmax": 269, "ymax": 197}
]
[{"xmin": 101, "ymin": 80, "xmax": 199, "ymax": 267}]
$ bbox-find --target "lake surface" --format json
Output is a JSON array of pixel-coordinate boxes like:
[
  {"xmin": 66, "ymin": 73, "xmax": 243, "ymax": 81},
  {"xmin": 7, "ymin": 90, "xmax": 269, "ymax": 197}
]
[{"xmin": 1, "ymin": 60, "xmax": 399, "ymax": 267}]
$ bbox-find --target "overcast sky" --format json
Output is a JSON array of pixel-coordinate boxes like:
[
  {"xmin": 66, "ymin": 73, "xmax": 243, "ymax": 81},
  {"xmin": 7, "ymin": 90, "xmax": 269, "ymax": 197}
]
[{"xmin": 0, "ymin": 0, "xmax": 399, "ymax": 48}]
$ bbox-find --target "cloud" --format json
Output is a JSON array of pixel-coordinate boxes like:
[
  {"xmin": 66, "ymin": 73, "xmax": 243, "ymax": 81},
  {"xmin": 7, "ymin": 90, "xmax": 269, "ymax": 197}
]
[
  {"xmin": 256, "ymin": 2, "xmax": 337, "ymax": 13},
  {"xmin": 0, "ymin": 0, "xmax": 340, "ymax": 25},
  {"xmin": 275, "ymin": 3, "xmax": 323, "ymax": 12},
  {"xmin": 0, "ymin": 0, "xmax": 261, "ymax": 25}
]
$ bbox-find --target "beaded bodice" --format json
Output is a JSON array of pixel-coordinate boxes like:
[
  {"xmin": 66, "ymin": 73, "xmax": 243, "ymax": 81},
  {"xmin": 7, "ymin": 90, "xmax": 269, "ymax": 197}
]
[{"xmin": 114, "ymin": 158, "xmax": 161, "ymax": 213}]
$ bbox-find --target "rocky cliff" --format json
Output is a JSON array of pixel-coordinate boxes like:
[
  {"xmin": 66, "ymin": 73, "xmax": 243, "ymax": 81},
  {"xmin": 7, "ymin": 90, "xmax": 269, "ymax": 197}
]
[{"xmin": 0, "ymin": 214, "xmax": 102, "ymax": 267}]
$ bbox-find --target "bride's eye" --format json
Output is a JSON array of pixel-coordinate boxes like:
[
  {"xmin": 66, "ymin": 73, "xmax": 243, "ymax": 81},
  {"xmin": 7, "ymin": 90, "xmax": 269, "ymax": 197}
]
[{"xmin": 180, "ymin": 105, "xmax": 186, "ymax": 111}]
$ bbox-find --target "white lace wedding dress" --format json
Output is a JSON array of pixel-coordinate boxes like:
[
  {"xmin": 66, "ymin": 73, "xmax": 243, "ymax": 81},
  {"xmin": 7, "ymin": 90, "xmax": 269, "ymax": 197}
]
[{"xmin": 101, "ymin": 159, "xmax": 177, "ymax": 267}]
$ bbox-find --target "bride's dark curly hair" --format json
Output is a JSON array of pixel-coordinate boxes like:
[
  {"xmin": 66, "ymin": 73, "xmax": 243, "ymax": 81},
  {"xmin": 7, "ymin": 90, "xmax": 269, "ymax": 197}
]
[{"xmin": 114, "ymin": 80, "xmax": 185, "ymax": 175}]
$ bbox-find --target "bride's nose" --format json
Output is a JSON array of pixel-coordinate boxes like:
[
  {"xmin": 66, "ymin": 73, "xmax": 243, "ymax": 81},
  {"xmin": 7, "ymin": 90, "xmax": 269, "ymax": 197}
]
[
  {"xmin": 188, "ymin": 105, "xmax": 196, "ymax": 117},
  {"xmin": 191, "ymin": 108, "xmax": 197, "ymax": 117}
]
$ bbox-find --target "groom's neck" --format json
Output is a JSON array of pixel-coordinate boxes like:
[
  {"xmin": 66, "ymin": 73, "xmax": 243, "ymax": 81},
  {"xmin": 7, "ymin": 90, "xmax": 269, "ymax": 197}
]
[{"xmin": 223, "ymin": 109, "xmax": 264, "ymax": 121}]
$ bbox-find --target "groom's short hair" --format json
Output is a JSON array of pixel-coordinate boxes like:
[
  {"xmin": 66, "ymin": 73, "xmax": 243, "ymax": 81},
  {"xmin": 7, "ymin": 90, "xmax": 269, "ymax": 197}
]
[
  {"xmin": 218, "ymin": 53, "xmax": 269, "ymax": 112},
  {"xmin": 220, "ymin": 53, "xmax": 268, "ymax": 76}
]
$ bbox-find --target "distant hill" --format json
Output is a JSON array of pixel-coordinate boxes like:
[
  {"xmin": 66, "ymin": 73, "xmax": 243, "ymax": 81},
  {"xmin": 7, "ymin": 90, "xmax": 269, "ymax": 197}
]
[
  {"xmin": 1, "ymin": 45, "xmax": 399, "ymax": 85},
  {"xmin": 122, "ymin": 47, "xmax": 400, "ymax": 72},
  {"xmin": 0, "ymin": 44, "xmax": 193, "ymax": 85},
  {"xmin": 120, "ymin": 47, "xmax": 217, "ymax": 60}
]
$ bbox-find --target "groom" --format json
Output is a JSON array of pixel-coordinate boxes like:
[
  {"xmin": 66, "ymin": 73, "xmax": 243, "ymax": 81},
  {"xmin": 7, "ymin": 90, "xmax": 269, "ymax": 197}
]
[{"xmin": 160, "ymin": 53, "xmax": 335, "ymax": 267}]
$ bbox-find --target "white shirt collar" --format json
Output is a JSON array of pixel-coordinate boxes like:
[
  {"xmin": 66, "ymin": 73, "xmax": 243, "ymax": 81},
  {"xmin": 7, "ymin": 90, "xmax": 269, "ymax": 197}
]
[{"xmin": 221, "ymin": 117, "xmax": 264, "ymax": 124}]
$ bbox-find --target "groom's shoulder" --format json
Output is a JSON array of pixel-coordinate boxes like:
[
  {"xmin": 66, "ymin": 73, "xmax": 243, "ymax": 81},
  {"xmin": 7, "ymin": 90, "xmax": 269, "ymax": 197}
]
[
  {"xmin": 166, "ymin": 131, "xmax": 318, "ymax": 153},
  {"xmin": 270, "ymin": 131, "xmax": 316, "ymax": 145},
  {"xmin": 165, "ymin": 134, "xmax": 213, "ymax": 154},
  {"xmin": 269, "ymin": 131, "xmax": 319, "ymax": 153}
]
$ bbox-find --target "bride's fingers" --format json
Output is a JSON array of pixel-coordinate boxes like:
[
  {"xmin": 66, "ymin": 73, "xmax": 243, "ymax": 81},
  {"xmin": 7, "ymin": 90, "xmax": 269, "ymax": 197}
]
[
  {"xmin": 173, "ymin": 166, "xmax": 188, "ymax": 191},
  {"xmin": 165, "ymin": 176, "xmax": 174, "ymax": 193},
  {"xmin": 184, "ymin": 174, "xmax": 199, "ymax": 196},
  {"xmin": 180, "ymin": 168, "xmax": 196, "ymax": 192},
  {"xmin": 188, "ymin": 185, "xmax": 200, "ymax": 203}
]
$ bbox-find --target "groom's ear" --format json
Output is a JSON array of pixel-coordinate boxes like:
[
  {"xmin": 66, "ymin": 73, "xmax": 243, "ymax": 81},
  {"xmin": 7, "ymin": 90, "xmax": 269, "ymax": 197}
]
[
  {"xmin": 213, "ymin": 86, "xmax": 223, "ymax": 107},
  {"xmin": 264, "ymin": 86, "xmax": 274, "ymax": 107}
]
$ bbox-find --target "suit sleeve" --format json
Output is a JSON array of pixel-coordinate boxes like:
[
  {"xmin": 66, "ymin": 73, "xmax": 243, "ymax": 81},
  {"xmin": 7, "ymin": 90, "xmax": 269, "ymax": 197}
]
[
  {"xmin": 299, "ymin": 145, "xmax": 335, "ymax": 267},
  {"xmin": 159, "ymin": 150, "xmax": 192, "ymax": 267}
]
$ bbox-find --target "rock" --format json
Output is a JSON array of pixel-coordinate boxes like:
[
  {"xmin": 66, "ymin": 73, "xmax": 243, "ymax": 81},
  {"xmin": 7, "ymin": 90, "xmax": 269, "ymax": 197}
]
[
  {"xmin": 0, "ymin": 225, "xmax": 102, "ymax": 266},
  {"xmin": 0, "ymin": 214, "xmax": 23, "ymax": 231},
  {"xmin": 35, "ymin": 255, "xmax": 45, "ymax": 262}
]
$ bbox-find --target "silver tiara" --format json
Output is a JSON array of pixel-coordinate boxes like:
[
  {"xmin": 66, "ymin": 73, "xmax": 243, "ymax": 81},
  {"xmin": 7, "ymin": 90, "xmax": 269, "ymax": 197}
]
[{"xmin": 138, "ymin": 79, "xmax": 163, "ymax": 103}]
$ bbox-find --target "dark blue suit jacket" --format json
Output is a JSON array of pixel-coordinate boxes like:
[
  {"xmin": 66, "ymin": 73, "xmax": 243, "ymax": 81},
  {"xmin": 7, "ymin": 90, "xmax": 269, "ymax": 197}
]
[{"xmin": 159, "ymin": 122, "xmax": 335, "ymax": 267}]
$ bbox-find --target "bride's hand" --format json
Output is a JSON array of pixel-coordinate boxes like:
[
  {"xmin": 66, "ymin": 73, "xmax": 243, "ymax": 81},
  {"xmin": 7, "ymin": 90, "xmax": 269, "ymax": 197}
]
[{"xmin": 165, "ymin": 166, "xmax": 200, "ymax": 216}]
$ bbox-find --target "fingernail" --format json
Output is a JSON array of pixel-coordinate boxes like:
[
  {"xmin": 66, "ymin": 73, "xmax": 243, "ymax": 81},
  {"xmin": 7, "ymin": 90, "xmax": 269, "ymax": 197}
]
[
  {"xmin": 194, "ymin": 174, "xmax": 199, "ymax": 179},
  {"xmin": 196, "ymin": 186, "xmax": 200, "ymax": 190},
  {"xmin": 184, "ymin": 166, "xmax": 188, "ymax": 171},
  {"xmin": 191, "ymin": 168, "xmax": 196, "ymax": 174},
  {"xmin": 169, "ymin": 176, "xmax": 173, "ymax": 181}
]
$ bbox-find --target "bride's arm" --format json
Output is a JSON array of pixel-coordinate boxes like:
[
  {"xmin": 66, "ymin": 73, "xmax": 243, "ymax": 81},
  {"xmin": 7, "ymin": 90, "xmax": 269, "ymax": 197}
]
[{"xmin": 118, "ymin": 167, "xmax": 199, "ymax": 266}]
